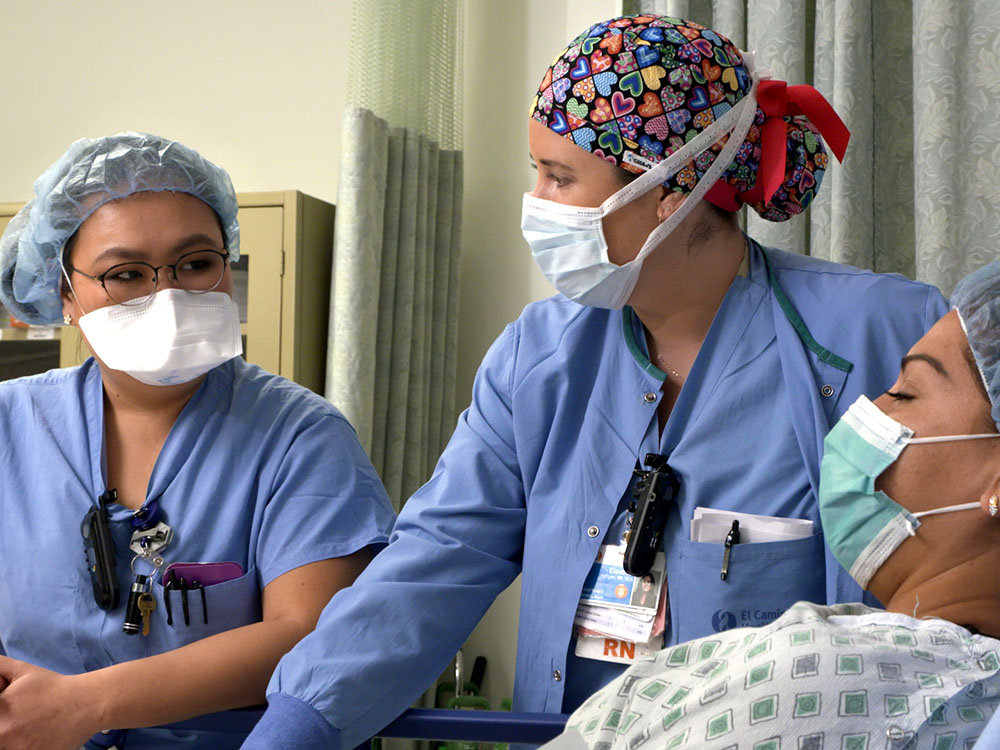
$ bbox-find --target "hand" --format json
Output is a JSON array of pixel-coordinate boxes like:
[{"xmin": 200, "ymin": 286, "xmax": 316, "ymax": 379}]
[{"xmin": 0, "ymin": 656, "xmax": 102, "ymax": 750}]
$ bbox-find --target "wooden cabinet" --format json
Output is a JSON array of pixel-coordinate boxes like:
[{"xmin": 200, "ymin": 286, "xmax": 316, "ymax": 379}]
[{"xmin": 0, "ymin": 191, "xmax": 335, "ymax": 393}]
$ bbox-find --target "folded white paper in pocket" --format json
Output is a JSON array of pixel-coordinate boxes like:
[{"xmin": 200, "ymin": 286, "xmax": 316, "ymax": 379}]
[{"xmin": 691, "ymin": 506, "xmax": 813, "ymax": 543}]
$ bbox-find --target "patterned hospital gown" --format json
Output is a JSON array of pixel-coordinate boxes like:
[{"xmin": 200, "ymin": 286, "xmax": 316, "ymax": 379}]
[{"xmin": 564, "ymin": 602, "xmax": 1000, "ymax": 750}]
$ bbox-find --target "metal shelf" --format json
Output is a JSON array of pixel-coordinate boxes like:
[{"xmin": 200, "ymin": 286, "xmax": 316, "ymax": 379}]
[{"xmin": 0, "ymin": 327, "xmax": 61, "ymax": 341}]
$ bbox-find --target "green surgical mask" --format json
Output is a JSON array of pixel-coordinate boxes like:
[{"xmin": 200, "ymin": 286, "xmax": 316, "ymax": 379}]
[{"xmin": 819, "ymin": 395, "xmax": 998, "ymax": 588}]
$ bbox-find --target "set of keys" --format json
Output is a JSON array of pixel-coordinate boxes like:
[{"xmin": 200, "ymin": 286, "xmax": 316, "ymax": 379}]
[
  {"xmin": 123, "ymin": 500, "xmax": 173, "ymax": 638},
  {"xmin": 123, "ymin": 575, "xmax": 158, "ymax": 636},
  {"xmin": 81, "ymin": 490, "xmax": 175, "ymax": 638}
]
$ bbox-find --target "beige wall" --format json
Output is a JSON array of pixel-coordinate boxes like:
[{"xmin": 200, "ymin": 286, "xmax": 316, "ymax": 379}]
[
  {"xmin": 0, "ymin": 0, "xmax": 619, "ymax": 715},
  {"xmin": 0, "ymin": 0, "xmax": 351, "ymax": 204},
  {"xmin": 459, "ymin": 0, "xmax": 619, "ymax": 710}
]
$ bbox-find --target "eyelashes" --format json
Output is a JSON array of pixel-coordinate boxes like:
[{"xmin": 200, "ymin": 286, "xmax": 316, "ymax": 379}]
[{"xmin": 887, "ymin": 391, "xmax": 914, "ymax": 401}]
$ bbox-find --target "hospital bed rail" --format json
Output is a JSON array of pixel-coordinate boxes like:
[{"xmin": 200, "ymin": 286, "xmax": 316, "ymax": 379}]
[
  {"xmin": 163, "ymin": 706, "xmax": 571, "ymax": 747},
  {"xmin": 163, "ymin": 704, "xmax": 1000, "ymax": 748}
]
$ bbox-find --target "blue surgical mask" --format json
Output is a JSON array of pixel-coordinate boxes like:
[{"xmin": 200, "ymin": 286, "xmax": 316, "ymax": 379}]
[
  {"xmin": 819, "ymin": 394, "xmax": 1000, "ymax": 588},
  {"xmin": 521, "ymin": 76, "xmax": 758, "ymax": 309}
]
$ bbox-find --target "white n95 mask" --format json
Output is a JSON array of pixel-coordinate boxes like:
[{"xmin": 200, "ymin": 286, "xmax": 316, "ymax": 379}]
[
  {"xmin": 78, "ymin": 288, "xmax": 242, "ymax": 386},
  {"xmin": 521, "ymin": 60, "xmax": 760, "ymax": 309},
  {"xmin": 818, "ymin": 394, "xmax": 1000, "ymax": 588}
]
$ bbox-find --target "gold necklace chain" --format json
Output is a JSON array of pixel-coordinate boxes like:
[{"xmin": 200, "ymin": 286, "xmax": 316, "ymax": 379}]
[{"xmin": 654, "ymin": 351, "xmax": 683, "ymax": 381}]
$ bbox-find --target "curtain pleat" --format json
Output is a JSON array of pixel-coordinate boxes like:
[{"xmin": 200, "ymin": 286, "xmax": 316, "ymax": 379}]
[
  {"xmin": 329, "ymin": 0, "xmax": 463, "ymax": 510},
  {"xmin": 328, "ymin": 122, "xmax": 464, "ymax": 509},
  {"xmin": 441, "ymin": 153, "xmax": 464, "ymax": 463},
  {"xmin": 326, "ymin": 108, "xmax": 389, "ymax": 453},
  {"xmin": 370, "ymin": 127, "xmax": 405, "ymax": 477},
  {"xmin": 871, "ymin": 0, "xmax": 915, "ymax": 277}
]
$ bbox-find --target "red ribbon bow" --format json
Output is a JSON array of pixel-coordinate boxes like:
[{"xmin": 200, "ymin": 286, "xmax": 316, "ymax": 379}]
[{"xmin": 706, "ymin": 79, "xmax": 850, "ymax": 212}]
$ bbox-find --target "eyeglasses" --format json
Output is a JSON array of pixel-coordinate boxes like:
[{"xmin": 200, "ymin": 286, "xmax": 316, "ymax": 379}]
[{"xmin": 66, "ymin": 249, "xmax": 230, "ymax": 306}]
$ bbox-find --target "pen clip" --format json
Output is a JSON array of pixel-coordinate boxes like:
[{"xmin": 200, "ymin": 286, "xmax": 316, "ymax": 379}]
[{"xmin": 721, "ymin": 519, "xmax": 740, "ymax": 581}]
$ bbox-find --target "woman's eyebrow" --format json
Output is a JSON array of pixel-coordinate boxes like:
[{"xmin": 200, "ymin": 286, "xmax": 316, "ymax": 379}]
[
  {"xmin": 535, "ymin": 157, "xmax": 576, "ymax": 172},
  {"xmin": 900, "ymin": 353, "xmax": 949, "ymax": 377},
  {"xmin": 171, "ymin": 233, "xmax": 224, "ymax": 253},
  {"xmin": 91, "ymin": 234, "xmax": 222, "ymax": 265},
  {"xmin": 91, "ymin": 246, "xmax": 146, "ymax": 264}
]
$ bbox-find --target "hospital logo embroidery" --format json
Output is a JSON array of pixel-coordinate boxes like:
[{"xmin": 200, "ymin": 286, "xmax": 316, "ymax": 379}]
[{"xmin": 712, "ymin": 609, "xmax": 737, "ymax": 632}]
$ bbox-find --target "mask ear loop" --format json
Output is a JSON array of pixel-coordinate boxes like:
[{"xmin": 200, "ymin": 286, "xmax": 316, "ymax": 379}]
[
  {"xmin": 908, "ymin": 434, "xmax": 1000, "ymax": 444},
  {"xmin": 911, "ymin": 502, "xmax": 981, "ymax": 519},
  {"xmin": 59, "ymin": 253, "xmax": 91, "ymax": 318}
]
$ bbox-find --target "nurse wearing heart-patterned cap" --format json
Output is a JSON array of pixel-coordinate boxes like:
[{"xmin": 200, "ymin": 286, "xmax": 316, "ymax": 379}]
[{"xmin": 244, "ymin": 15, "xmax": 948, "ymax": 750}]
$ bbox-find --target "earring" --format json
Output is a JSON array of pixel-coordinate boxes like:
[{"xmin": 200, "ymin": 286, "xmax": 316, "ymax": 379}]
[
  {"xmin": 63, "ymin": 313, "xmax": 72, "ymax": 325},
  {"xmin": 989, "ymin": 495, "xmax": 998, "ymax": 517}
]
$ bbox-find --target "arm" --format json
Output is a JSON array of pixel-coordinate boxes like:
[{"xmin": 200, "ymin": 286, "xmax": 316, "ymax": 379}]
[
  {"xmin": 0, "ymin": 549, "xmax": 371, "ymax": 750},
  {"xmin": 243, "ymin": 324, "xmax": 529, "ymax": 750}
]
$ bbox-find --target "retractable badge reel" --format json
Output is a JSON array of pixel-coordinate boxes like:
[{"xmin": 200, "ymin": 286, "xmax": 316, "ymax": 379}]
[
  {"xmin": 623, "ymin": 453, "xmax": 678, "ymax": 577},
  {"xmin": 123, "ymin": 498, "xmax": 173, "ymax": 637}
]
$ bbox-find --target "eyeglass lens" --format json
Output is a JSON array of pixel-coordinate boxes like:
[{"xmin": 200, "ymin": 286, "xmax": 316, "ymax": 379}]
[{"xmin": 102, "ymin": 250, "xmax": 227, "ymax": 305}]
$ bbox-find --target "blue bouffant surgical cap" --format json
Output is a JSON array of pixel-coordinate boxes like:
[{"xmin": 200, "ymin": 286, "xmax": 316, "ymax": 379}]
[
  {"xmin": 0, "ymin": 132, "xmax": 240, "ymax": 325},
  {"xmin": 953, "ymin": 261, "xmax": 1000, "ymax": 431}
]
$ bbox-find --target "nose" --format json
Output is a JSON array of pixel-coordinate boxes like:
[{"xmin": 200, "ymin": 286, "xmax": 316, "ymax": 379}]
[
  {"xmin": 154, "ymin": 264, "xmax": 181, "ymax": 291},
  {"xmin": 530, "ymin": 172, "xmax": 544, "ymax": 198},
  {"xmin": 872, "ymin": 392, "xmax": 893, "ymax": 414}
]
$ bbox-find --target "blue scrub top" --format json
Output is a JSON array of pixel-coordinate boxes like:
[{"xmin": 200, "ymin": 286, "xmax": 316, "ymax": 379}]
[
  {"xmin": 561, "ymin": 250, "xmax": 813, "ymax": 709},
  {"xmin": 245, "ymin": 242, "xmax": 948, "ymax": 750},
  {"xmin": 0, "ymin": 357, "xmax": 396, "ymax": 749}
]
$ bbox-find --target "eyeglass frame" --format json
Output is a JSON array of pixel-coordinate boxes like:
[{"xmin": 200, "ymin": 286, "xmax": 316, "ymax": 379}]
[{"xmin": 63, "ymin": 248, "xmax": 231, "ymax": 306}]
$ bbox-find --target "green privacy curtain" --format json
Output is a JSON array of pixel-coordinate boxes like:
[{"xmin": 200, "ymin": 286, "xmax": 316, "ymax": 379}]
[
  {"xmin": 624, "ymin": 0, "xmax": 1000, "ymax": 295},
  {"xmin": 326, "ymin": 0, "xmax": 464, "ymax": 509}
]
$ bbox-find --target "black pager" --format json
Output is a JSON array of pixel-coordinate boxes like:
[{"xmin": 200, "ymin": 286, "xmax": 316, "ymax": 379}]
[
  {"xmin": 81, "ymin": 490, "xmax": 119, "ymax": 610},
  {"xmin": 623, "ymin": 453, "xmax": 678, "ymax": 577}
]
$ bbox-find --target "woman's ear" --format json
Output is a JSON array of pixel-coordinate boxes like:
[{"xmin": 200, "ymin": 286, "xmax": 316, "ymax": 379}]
[
  {"xmin": 980, "ymin": 477, "xmax": 1000, "ymax": 518},
  {"xmin": 61, "ymin": 286, "xmax": 77, "ymax": 326},
  {"xmin": 656, "ymin": 188, "xmax": 686, "ymax": 222}
]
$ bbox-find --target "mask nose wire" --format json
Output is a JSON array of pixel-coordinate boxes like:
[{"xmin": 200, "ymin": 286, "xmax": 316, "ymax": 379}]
[{"xmin": 59, "ymin": 255, "xmax": 91, "ymax": 318}]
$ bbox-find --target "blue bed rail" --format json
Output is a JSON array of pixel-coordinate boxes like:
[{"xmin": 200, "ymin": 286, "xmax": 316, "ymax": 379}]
[{"xmin": 162, "ymin": 707, "xmax": 570, "ymax": 746}]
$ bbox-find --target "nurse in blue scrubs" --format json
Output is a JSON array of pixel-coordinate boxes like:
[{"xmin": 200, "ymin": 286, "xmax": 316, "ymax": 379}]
[
  {"xmin": 242, "ymin": 15, "xmax": 948, "ymax": 750},
  {"xmin": 0, "ymin": 133, "xmax": 395, "ymax": 750}
]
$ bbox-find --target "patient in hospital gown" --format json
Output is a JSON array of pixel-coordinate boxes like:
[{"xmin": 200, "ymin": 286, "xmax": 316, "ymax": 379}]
[{"xmin": 552, "ymin": 264, "xmax": 1000, "ymax": 749}]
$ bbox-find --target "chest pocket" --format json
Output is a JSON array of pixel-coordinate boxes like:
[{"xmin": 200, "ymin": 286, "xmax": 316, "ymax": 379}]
[
  {"xmin": 668, "ymin": 533, "xmax": 826, "ymax": 643},
  {"xmin": 147, "ymin": 567, "xmax": 262, "ymax": 652}
]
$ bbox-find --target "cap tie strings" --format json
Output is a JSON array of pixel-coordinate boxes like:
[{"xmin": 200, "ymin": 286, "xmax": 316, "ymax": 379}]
[{"xmin": 705, "ymin": 79, "xmax": 851, "ymax": 211}]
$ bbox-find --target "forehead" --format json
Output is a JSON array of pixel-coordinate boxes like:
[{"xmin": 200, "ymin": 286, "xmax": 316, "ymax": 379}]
[
  {"xmin": 72, "ymin": 191, "xmax": 222, "ymax": 258},
  {"xmin": 907, "ymin": 311, "xmax": 978, "ymax": 387},
  {"xmin": 528, "ymin": 118, "xmax": 620, "ymax": 176}
]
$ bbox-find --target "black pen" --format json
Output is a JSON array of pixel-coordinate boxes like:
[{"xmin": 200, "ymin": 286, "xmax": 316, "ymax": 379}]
[
  {"xmin": 721, "ymin": 519, "xmax": 740, "ymax": 580},
  {"xmin": 180, "ymin": 576, "xmax": 190, "ymax": 626},
  {"xmin": 164, "ymin": 570, "xmax": 174, "ymax": 626},
  {"xmin": 193, "ymin": 580, "xmax": 207, "ymax": 624}
]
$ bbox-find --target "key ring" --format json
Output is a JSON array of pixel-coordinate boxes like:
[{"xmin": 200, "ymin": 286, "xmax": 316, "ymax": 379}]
[{"xmin": 130, "ymin": 551, "xmax": 164, "ymax": 580}]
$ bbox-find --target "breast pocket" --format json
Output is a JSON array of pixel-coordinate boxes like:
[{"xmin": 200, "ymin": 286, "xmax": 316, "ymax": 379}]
[
  {"xmin": 669, "ymin": 534, "xmax": 826, "ymax": 643},
  {"xmin": 148, "ymin": 567, "xmax": 263, "ymax": 652}
]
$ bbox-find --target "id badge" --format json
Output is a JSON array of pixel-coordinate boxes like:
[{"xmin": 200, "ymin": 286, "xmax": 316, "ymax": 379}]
[
  {"xmin": 574, "ymin": 632, "xmax": 664, "ymax": 665},
  {"xmin": 579, "ymin": 544, "xmax": 665, "ymax": 611},
  {"xmin": 574, "ymin": 544, "xmax": 668, "ymax": 653}
]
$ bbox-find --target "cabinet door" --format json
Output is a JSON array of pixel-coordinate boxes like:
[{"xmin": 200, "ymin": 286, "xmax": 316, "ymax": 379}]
[{"xmin": 237, "ymin": 206, "xmax": 284, "ymax": 375}]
